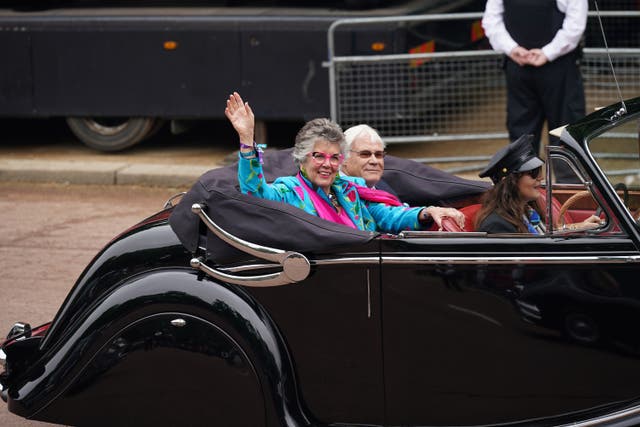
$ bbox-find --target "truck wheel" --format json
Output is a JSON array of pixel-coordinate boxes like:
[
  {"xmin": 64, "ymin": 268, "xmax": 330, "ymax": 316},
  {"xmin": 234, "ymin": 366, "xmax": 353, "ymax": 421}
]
[
  {"xmin": 144, "ymin": 119, "xmax": 166, "ymax": 141},
  {"xmin": 66, "ymin": 117, "xmax": 156, "ymax": 152}
]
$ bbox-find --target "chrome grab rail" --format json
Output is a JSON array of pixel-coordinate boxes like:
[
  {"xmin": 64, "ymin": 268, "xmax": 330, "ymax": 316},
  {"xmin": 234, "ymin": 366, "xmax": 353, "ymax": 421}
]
[
  {"xmin": 163, "ymin": 192, "xmax": 186, "ymax": 209},
  {"xmin": 190, "ymin": 203, "xmax": 311, "ymax": 287}
]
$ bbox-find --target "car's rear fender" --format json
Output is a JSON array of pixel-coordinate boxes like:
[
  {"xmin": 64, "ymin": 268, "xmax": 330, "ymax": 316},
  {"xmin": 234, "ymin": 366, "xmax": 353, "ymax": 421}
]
[
  {"xmin": 39, "ymin": 214, "xmax": 191, "ymax": 351},
  {"xmin": 7, "ymin": 269, "xmax": 312, "ymax": 427}
]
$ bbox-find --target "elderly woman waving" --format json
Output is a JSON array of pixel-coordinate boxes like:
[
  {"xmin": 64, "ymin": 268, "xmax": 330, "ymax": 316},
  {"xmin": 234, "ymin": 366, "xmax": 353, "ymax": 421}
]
[{"xmin": 226, "ymin": 92, "xmax": 465, "ymax": 233}]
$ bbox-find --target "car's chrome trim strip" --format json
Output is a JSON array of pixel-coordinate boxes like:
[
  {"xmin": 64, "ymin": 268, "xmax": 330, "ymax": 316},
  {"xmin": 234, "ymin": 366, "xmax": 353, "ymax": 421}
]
[
  {"xmin": 366, "ymin": 268, "xmax": 372, "ymax": 319},
  {"xmin": 381, "ymin": 255, "xmax": 640, "ymax": 265},
  {"xmin": 314, "ymin": 257, "xmax": 380, "ymax": 265},
  {"xmin": 399, "ymin": 230, "xmax": 487, "ymax": 238},
  {"xmin": 220, "ymin": 255, "xmax": 640, "ymax": 272},
  {"xmin": 563, "ymin": 403, "xmax": 640, "ymax": 427},
  {"xmin": 219, "ymin": 257, "xmax": 380, "ymax": 273},
  {"xmin": 192, "ymin": 257, "xmax": 309, "ymax": 287},
  {"xmin": 221, "ymin": 263, "xmax": 282, "ymax": 273}
]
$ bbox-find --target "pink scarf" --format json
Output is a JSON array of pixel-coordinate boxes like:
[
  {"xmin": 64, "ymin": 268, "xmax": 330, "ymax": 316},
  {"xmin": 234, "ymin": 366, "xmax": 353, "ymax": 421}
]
[
  {"xmin": 295, "ymin": 173, "xmax": 404, "ymax": 228},
  {"xmin": 296, "ymin": 173, "xmax": 356, "ymax": 228},
  {"xmin": 352, "ymin": 183, "xmax": 402, "ymax": 206}
]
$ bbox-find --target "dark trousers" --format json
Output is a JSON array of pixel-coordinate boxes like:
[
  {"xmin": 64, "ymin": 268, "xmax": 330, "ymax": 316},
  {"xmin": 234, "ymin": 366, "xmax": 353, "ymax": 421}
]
[{"xmin": 505, "ymin": 53, "xmax": 585, "ymax": 154}]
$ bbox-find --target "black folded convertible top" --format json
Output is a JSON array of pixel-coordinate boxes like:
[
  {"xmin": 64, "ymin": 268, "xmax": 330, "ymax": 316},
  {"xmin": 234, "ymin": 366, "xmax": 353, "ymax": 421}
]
[
  {"xmin": 382, "ymin": 155, "xmax": 490, "ymax": 206},
  {"xmin": 169, "ymin": 148, "xmax": 489, "ymax": 263}
]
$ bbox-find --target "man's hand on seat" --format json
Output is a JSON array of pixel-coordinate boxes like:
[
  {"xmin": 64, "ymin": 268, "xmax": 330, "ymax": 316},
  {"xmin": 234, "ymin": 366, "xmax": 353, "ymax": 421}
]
[{"xmin": 425, "ymin": 206, "xmax": 466, "ymax": 231}]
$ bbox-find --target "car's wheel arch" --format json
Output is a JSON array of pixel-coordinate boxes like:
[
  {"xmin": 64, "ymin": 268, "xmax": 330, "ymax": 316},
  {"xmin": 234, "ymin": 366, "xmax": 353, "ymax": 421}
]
[{"xmin": 8, "ymin": 269, "xmax": 311, "ymax": 426}]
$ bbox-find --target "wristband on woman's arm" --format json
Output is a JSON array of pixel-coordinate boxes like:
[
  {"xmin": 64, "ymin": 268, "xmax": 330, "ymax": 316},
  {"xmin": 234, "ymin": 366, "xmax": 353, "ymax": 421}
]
[
  {"xmin": 239, "ymin": 142, "xmax": 257, "ymax": 160},
  {"xmin": 239, "ymin": 141, "xmax": 266, "ymax": 163}
]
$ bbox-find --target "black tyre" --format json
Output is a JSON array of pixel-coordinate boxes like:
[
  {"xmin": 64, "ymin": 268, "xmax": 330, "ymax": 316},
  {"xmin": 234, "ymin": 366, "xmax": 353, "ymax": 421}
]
[
  {"xmin": 144, "ymin": 119, "xmax": 166, "ymax": 141},
  {"xmin": 66, "ymin": 117, "xmax": 156, "ymax": 152}
]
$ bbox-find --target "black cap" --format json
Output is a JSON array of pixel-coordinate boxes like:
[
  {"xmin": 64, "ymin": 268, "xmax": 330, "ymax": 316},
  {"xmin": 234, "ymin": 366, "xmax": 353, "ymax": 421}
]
[{"xmin": 479, "ymin": 135, "xmax": 544, "ymax": 184}]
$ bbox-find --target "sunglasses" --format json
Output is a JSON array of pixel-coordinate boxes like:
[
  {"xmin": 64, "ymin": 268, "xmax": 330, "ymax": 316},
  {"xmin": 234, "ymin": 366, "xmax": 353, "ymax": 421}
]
[
  {"xmin": 523, "ymin": 166, "xmax": 542, "ymax": 179},
  {"xmin": 308, "ymin": 151, "xmax": 344, "ymax": 167},
  {"xmin": 351, "ymin": 150, "xmax": 386, "ymax": 160}
]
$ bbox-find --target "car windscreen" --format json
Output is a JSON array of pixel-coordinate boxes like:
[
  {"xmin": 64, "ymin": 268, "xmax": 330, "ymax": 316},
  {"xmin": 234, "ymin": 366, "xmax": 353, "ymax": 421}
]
[{"xmin": 587, "ymin": 113, "xmax": 640, "ymax": 227}]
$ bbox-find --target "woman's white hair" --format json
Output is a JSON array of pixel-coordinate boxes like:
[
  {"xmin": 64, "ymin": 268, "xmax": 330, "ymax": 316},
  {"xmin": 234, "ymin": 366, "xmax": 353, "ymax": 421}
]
[
  {"xmin": 292, "ymin": 118, "xmax": 346, "ymax": 167},
  {"xmin": 343, "ymin": 124, "xmax": 385, "ymax": 159}
]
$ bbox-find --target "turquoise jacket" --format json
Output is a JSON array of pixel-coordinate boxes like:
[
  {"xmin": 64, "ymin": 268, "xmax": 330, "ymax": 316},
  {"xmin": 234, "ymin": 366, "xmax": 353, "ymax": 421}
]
[{"xmin": 238, "ymin": 155, "xmax": 424, "ymax": 233}]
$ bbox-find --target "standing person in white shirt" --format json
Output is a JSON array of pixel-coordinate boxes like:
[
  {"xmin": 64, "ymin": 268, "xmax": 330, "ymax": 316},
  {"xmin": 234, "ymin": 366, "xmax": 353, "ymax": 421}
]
[{"xmin": 482, "ymin": 0, "xmax": 588, "ymax": 155}]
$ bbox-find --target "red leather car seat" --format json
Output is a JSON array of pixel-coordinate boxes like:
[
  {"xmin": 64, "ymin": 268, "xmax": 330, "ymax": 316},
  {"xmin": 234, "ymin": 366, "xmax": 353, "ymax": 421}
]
[
  {"xmin": 460, "ymin": 204, "xmax": 482, "ymax": 231},
  {"xmin": 439, "ymin": 194, "xmax": 571, "ymax": 233},
  {"xmin": 538, "ymin": 191, "xmax": 575, "ymax": 224},
  {"xmin": 440, "ymin": 204, "xmax": 482, "ymax": 232}
]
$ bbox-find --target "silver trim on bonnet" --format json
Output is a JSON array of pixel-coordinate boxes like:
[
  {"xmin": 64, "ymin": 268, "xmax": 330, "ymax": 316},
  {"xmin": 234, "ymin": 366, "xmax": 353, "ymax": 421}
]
[
  {"xmin": 561, "ymin": 403, "xmax": 640, "ymax": 427},
  {"xmin": 219, "ymin": 255, "xmax": 640, "ymax": 273},
  {"xmin": 314, "ymin": 257, "xmax": 380, "ymax": 265},
  {"xmin": 381, "ymin": 255, "xmax": 640, "ymax": 265}
]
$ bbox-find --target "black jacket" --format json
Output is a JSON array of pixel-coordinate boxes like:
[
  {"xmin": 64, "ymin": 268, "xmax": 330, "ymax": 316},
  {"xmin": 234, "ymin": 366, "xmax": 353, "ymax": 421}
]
[{"xmin": 477, "ymin": 212, "xmax": 518, "ymax": 234}]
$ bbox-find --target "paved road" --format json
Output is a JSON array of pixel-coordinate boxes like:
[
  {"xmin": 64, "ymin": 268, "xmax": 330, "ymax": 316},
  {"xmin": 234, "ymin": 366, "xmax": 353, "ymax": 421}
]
[
  {"xmin": 0, "ymin": 118, "xmax": 240, "ymax": 187},
  {"xmin": 0, "ymin": 182, "xmax": 178, "ymax": 426}
]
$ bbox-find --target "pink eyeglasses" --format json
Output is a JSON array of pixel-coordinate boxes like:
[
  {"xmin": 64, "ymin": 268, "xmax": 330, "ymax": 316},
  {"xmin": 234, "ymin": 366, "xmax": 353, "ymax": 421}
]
[{"xmin": 308, "ymin": 151, "xmax": 344, "ymax": 167}]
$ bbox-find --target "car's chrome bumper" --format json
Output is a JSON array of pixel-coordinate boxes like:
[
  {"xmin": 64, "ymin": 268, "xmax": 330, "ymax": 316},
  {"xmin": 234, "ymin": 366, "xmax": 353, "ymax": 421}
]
[
  {"xmin": 6, "ymin": 322, "xmax": 31, "ymax": 342},
  {"xmin": 0, "ymin": 347, "xmax": 7, "ymax": 402},
  {"xmin": 1, "ymin": 322, "xmax": 33, "ymax": 404}
]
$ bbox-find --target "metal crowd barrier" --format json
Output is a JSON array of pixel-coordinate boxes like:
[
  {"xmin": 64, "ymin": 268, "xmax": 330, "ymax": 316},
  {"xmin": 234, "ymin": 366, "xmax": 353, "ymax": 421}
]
[{"xmin": 327, "ymin": 12, "xmax": 640, "ymax": 147}]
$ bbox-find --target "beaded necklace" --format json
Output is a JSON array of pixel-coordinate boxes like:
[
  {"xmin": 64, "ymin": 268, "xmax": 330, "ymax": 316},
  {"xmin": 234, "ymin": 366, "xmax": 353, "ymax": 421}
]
[{"xmin": 327, "ymin": 190, "xmax": 341, "ymax": 212}]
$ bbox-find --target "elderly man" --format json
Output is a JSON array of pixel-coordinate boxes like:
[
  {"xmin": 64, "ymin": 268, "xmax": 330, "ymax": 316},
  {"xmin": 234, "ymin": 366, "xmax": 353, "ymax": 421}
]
[
  {"xmin": 342, "ymin": 124, "xmax": 396, "ymax": 194},
  {"xmin": 341, "ymin": 124, "xmax": 467, "ymax": 228}
]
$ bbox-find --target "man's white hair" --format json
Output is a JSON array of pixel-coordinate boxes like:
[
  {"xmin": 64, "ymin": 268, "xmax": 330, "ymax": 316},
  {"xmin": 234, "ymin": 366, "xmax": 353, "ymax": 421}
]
[{"xmin": 343, "ymin": 124, "xmax": 385, "ymax": 159}]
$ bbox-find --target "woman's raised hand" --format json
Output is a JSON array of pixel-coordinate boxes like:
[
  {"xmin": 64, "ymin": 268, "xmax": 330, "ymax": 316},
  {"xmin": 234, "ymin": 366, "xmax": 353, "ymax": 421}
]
[{"xmin": 224, "ymin": 92, "xmax": 255, "ymax": 145}]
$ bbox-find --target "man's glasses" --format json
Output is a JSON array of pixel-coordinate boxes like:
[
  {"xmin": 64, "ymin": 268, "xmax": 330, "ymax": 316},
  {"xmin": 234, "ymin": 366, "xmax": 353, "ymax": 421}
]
[
  {"xmin": 523, "ymin": 166, "xmax": 542, "ymax": 179},
  {"xmin": 350, "ymin": 150, "xmax": 386, "ymax": 159},
  {"xmin": 308, "ymin": 151, "xmax": 344, "ymax": 166}
]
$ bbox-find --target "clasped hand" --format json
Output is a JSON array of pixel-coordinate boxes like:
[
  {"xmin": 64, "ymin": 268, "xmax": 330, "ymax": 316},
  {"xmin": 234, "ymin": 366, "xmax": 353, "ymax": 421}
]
[{"xmin": 509, "ymin": 46, "xmax": 548, "ymax": 67}]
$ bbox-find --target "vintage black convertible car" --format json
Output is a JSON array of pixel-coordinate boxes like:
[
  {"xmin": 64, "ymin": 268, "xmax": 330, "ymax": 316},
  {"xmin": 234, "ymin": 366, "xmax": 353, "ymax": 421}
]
[{"xmin": 1, "ymin": 98, "xmax": 639, "ymax": 426}]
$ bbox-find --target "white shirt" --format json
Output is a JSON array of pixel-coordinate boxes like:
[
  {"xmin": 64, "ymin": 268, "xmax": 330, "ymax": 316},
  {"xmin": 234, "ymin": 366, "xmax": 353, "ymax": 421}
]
[{"xmin": 482, "ymin": 0, "xmax": 588, "ymax": 62}]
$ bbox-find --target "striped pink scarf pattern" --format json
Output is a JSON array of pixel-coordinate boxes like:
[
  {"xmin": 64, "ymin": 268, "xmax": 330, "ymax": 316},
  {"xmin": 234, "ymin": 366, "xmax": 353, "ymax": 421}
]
[
  {"xmin": 295, "ymin": 173, "xmax": 404, "ymax": 228},
  {"xmin": 352, "ymin": 183, "xmax": 402, "ymax": 207},
  {"xmin": 296, "ymin": 173, "xmax": 356, "ymax": 228}
]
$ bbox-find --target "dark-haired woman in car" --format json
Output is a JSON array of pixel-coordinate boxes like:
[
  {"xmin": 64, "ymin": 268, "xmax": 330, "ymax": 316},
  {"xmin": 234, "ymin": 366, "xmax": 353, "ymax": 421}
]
[{"xmin": 475, "ymin": 135, "xmax": 601, "ymax": 234}]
